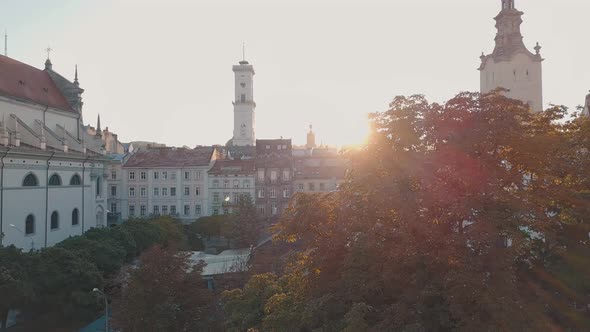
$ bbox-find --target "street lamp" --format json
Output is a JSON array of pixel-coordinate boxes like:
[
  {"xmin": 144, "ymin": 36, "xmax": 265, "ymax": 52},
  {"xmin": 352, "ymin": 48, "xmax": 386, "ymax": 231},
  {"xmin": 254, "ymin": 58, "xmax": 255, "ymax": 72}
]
[
  {"xmin": 93, "ymin": 288, "xmax": 109, "ymax": 332},
  {"xmin": 9, "ymin": 224, "xmax": 34, "ymax": 251}
]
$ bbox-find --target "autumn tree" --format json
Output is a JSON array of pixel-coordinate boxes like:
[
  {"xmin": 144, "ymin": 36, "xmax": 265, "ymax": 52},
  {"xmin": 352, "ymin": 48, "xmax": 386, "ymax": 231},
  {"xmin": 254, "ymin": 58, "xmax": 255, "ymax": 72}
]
[
  {"xmin": 111, "ymin": 246, "xmax": 216, "ymax": 331},
  {"xmin": 223, "ymin": 91, "xmax": 590, "ymax": 331}
]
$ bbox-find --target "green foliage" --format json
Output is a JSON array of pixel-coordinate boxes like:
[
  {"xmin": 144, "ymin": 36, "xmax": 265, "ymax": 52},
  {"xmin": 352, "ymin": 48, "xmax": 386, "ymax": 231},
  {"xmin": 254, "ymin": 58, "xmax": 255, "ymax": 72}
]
[
  {"xmin": 29, "ymin": 247, "xmax": 104, "ymax": 323},
  {"xmin": 0, "ymin": 246, "xmax": 35, "ymax": 330}
]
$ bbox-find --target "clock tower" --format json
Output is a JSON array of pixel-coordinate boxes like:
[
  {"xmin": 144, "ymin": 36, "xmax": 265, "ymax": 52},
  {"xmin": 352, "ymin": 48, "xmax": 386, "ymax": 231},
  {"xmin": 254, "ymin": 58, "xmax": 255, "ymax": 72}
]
[{"xmin": 232, "ymin": 57, "xmax": 256, "ymax": 146}]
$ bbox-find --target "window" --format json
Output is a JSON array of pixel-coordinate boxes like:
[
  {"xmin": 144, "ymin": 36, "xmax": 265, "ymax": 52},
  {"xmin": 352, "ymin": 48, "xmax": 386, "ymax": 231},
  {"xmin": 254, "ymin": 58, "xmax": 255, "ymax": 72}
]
[
  {"xmin": 162, "ymin": 171, "xmax": 168, "ymax": 180},
  {"xmin": 170, "ymin": 187, "xmax": 176, "ymax": 196},
  {"xmin": 309, "ymin": 183, "xmax": 315, "ymax": 191},
  {"xmin": 184, "ymin": 187, "xmax": 190, "ymax": 196},
  {"xmin": 162, "ymin": 188, "xmax": 168, "ymax": 196},
  {"xmin": 257, "ymin": 170, "xmax": 264, "ymax": 181},
  {"xmin": 283, "ymin": 170, "xmax": 290, "ymax": 181},
  {"xmin": 195, "ymin": 205, "xmax": 201, "ymax": 215},
  {"xmin": 213, "ymin": 180, "xmax": 219, "ymax": 188},
  {"xmin": 233, "ymin": 180, "xmax": 240, "ymax": 188},
  {"xmin": 140, "ymin": 205, "xmax": 146, "ymax": 217},
  {"xmin": 196, "ymin": 171, "xmax": 201, "ymax": 180},
  {"xmin": 129, "ymin": 171, "xmax": 135, "ymax": 180},
  {"xmin": 223, "ymin": 208, "xmax": 230, "ymax": 215},
  {"xmin": 270, "ymin": 189, "xmax": 277, "ymax": 199},
  {"xmin": 129, "ymin": 205, "xmax": 135, "ymax": 217},
  {"xmin": 223, "ymin": 193, "xmax": 230, "ymax": 205},
  {"xmin": 298, "ymin": 183, "xmax": 304, "ymax": 192},
  {"xmin": 111, "ymin": 186, "xmax": 117, "ymax": 197},
  {"xmin": 129, "ymin": 187, "xmax": 135, "ymax": 197},
  {"xmin": 243, "ymin": 180, "xmax": 250, "ymax": 188},
  {"xmin": 154, "ymin": 171, "xmax": 159, "ymax": 180},
  {"xmin": 22, "ymin": 173, "xmax": 39, "ymax": 186},
  {"xmin": 170, "ymin": 205, "xmax": 176, "ymax": 215},
  {"xmin": 25, "ymin": 214, "xmax": 35, "ymax": 235},
  {"xmin": 111, "ymin": 203, "xmax": 117, "ymax": 214},
  {"xmin": 320, "ymin": 183, "xmax": 325, "ymax": 191},
  {"xmin": 184, "ymin": 205, "xmax": 190, "ymax": 216},
  {"xmin": 48, "ymin": 174, "xmax": 62, "ymax": 186},
  {"xmin": 213, "ymin": 208, "xmax": 219, "ymax": 215},
  {"xmin": 283, "ymin": 188, "xmax": 290, "ymax": 198},
  {"xmin": 195, "ymin": 186, "xmax": 200, "ymax": 196},
  {"xmin": 257, "ymin": 206, "xmax": 266, "ymax": 216},
  {"xmin": 184, "ymin": 171, "xmax": 190, "ymax": 180},
  {"xmin": 140, "ymin": 187, "xmax": 146, "ymax": 197},
  {"xmin": 271, "ymin": 203, "xmax": 278, "ymax": 215},
  {"xmin": 233, "ymin": 193, "xmax": 240, "ymax": 205},
  {"xmin": 240, "ymin": 94, "xmax": 246, "ymax": 103},
  {"xmin": 140, "ymin": 172, "xmax": 146, "ymax": 180},
  {"xmin": 258, "ymin": 189, "xmax": 265, "ymax": 198},
  {"xmin": 270, "ymin": 171, "xmax": 277, "ymax": 183},
  {"xmin": 153, "ymin": 205, "xmax": 159, "ymax": 215},
  {"xmin": 96, "ymin": 177, "xmax": 102, "ymax": 197},
  {"xmin": 170, "ymin": 172, "xmax": 176, "ymax": 180},
  {"xmin": 111, "ymin": 171, "xmax": 117, "ymax": 180},
  {"xmin": 162, "ymin": 205, "xmax": 168, "ymax": 215},
  {"xmin": 72, "ymin": 208, "xmax": 79, "ymax": 226},
  {"xmin": 213, "ymin": 193, "xmax": 220, "ymax": 203},
  {"xmin": 70, "ymin": 174, "xmax": 81, "ymax": 186},
  {"xmin": 223, "ymin": 180, "xmax": 230, "ymax": 188},
  {"xmin": 50, "ymin": 211, "xmax": 59, "ymax": 230}
]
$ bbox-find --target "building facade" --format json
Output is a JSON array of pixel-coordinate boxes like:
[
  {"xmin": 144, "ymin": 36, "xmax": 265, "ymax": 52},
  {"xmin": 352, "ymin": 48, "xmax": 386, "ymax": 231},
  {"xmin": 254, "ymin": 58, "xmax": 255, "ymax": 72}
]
[
  {"xmin": 479, "ymin": 0, "xmax": 544, "ymax": 112},
  {"xmin": 208, "ymin": 159, "xmax": 255, "ymax": 215},
  {"xmin": 120, "ymin": 147, "xmax": 221, "ymax": 222},
  {"xmin": 0, "ymin": 55, "xmax": 108, "ymax": 250},
  {"xmin": 255, "ymin": 139, "xmax": 293, "ymax": 218}
]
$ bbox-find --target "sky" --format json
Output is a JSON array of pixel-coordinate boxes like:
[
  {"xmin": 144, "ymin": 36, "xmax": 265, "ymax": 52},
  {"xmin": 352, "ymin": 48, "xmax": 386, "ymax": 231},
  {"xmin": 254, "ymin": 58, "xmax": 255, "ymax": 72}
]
[{"xmin": 0, "ymin": 0, "xmax": 588, "ymax": 147}]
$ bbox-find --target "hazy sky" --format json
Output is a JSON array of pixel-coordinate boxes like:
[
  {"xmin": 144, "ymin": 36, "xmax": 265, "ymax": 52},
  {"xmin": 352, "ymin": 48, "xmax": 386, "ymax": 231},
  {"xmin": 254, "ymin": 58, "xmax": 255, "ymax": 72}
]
[{"xmin": 1, "ymin": 0, "xmax": 588, "ymax": 147}]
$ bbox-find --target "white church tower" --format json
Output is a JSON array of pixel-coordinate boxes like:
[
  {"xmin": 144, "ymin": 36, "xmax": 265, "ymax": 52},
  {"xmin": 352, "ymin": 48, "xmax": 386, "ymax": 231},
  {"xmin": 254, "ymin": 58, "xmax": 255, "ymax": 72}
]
[
  {"xmin": 479, "ymin": 0, "xmax": 544, "ymax": 112},
  {"xmin": 232, "ymin": 56, "xmax": 256, "ymax": 146}
]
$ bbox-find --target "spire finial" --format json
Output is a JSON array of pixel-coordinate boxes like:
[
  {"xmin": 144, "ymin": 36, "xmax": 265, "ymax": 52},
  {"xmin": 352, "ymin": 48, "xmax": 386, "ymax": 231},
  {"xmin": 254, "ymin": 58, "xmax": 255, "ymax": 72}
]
[
  {"xmin": 44, "ymin": 46, "xmax": 53, "ymax": 70},
  {"xmin": 74, "ymin": 64, "xmax": 79, "ymax": 84},
  {"xmin": 243, "ymin": 42, "xmax": 246, "ymax": 62},
  {"xmin": 534, "ymin": 42, "xmax": 542, "ymax": 55},
  {"xmin": 97, "ymin": 114, "xmax": 101, "ymax": 132},
  {"xmin": 4, "ymin": 29, "xmax": 7, "ymax": 57}
]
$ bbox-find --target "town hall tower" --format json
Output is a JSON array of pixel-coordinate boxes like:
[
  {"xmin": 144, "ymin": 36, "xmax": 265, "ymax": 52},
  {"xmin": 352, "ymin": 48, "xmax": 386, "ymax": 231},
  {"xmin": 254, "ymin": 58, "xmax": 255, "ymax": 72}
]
[{"xmin": 232, "ymin": 57, "xmax": 256, "ymax": 146}]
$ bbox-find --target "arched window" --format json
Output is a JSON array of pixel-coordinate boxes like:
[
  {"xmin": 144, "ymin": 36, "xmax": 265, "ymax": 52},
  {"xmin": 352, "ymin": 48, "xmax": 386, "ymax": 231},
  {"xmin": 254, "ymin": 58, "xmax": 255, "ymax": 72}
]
[
  {"xmin": 22, "ymin": 173, "xmax": 39, "ymax": 187},
  {"xmin": 71, "ymin": 208, "xmax": 79, "ymax": 226},
  {"xmin": 96, "ymin": 177, "xmax": 102, "ymax": 197},
  {"xmin": 25, "ymin": 214, "xmax": 35, "ymax": 235},
  {"xmin": 50, "ymin": 211, "xmax": 59, "ymax": 230},
  {"xmin": 69, "ymin": 174, "xmax": 82, "ymax": 186},
  {"xmin": 48, "ymin": 174, "xmax": 62, "ymax": 186}
]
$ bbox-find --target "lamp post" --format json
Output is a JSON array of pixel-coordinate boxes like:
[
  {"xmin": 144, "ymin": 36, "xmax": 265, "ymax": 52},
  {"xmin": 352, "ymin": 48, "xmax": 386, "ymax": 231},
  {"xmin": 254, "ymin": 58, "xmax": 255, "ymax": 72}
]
[
  {"xmin": 93, "ymin": 288, "xmax": 108, "ymax": 332},
  {"xmin": 9, "ymin": 224, "xmax": 34, "ymax": 250}
]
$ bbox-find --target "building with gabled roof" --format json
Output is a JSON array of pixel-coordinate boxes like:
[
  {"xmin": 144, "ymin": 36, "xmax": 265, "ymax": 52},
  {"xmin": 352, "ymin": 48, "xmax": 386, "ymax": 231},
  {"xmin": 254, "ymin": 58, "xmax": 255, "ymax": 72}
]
[{"xmin": 0, "ymin": 54, "xmax": 109, "ymax": 250}]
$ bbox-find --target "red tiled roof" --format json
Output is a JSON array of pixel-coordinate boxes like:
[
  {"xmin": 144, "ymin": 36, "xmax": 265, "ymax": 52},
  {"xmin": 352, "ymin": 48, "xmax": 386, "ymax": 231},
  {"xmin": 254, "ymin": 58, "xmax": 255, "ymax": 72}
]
[
  {"xmin": 0, "ymin": 55, "xmax": 74, "ymax": 112},
  {"xmin": 208, "ymin": 159, "xmax": 255, "ymax": 175},
  {"xmin": 124, "ymin": 147, "xmax": 215, "ymax": 168}
]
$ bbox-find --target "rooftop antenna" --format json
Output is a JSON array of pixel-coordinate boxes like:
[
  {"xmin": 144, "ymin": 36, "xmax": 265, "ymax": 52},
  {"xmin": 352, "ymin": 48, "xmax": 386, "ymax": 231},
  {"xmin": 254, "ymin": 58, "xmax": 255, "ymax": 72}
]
[{"xmin": 242, "ymin": 42, "xmax": 246, "ymax": 62}]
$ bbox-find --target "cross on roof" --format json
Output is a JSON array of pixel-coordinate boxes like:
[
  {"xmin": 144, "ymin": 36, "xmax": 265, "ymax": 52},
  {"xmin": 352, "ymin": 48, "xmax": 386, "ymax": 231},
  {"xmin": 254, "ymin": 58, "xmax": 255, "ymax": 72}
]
[{"xmin": 46, "ymin": 46, "xmax": 52, "ymax": 60}]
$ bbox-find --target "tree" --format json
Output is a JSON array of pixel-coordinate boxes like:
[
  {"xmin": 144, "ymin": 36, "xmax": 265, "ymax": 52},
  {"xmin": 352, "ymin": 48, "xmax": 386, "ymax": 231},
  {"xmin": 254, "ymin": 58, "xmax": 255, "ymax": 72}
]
[
  {"xmin": 224, "ymin": 91, "xmax": 590, "ymax": 331},
  {"xmin": 28, "ymin": 247, "xmax": 104, "ymax": 325},
  {"xmin": 231, "ymin": 195, "xmax": 263, "ymax": 248},
  {"xmin": 0, "ymin": 246, "xmax": 34, "ymax": 331},
  {"xmin": 111, "ymin": 246, "xmax": 216, "ymax": 331}
]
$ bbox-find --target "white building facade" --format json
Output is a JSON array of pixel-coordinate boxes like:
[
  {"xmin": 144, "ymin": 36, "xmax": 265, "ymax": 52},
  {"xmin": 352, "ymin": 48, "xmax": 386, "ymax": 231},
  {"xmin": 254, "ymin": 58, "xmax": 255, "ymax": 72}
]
[
  {"xmin": 208, "ymin": 159, "xmax": 256, "ymax": 216},
  {"xmin": 0, "ymin": 55, "xmax": 108, "ymax": 250},
  {"xmin": 479, "ymin": 0, "xmax": 544, "ymax": 112},
  {"xmin": 120, "ymin": 147, "xmax": 221, "ymax": 222}
]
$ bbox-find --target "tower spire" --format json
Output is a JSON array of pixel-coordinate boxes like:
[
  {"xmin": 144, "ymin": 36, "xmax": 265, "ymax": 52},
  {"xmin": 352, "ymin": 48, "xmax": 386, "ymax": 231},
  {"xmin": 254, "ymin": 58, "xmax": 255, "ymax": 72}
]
[
  {"xmin": 4, "ymin": 29, "xmax": 7, "ymax": 56},
  {"xmin": 44, "ymin": 46, "xmax": 53, "ymax": 70},
  {"xmin": 96, "ymin": 114, "xmax": 102, "ymax": 138},
  {"xmin": 74, "ymin": 64, "xmax": 79, "ymax": 85}
]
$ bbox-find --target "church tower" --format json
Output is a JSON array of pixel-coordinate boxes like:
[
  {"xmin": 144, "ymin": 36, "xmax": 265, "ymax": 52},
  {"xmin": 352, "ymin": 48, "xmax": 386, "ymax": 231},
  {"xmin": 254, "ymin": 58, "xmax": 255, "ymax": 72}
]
[
  {"xmin": 479, "ymin": 0, "xmax": 544, "ymax": 112},
  {"xmin": 232, "ymin": 57, "xmax": 256, "ymax": 146}
]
